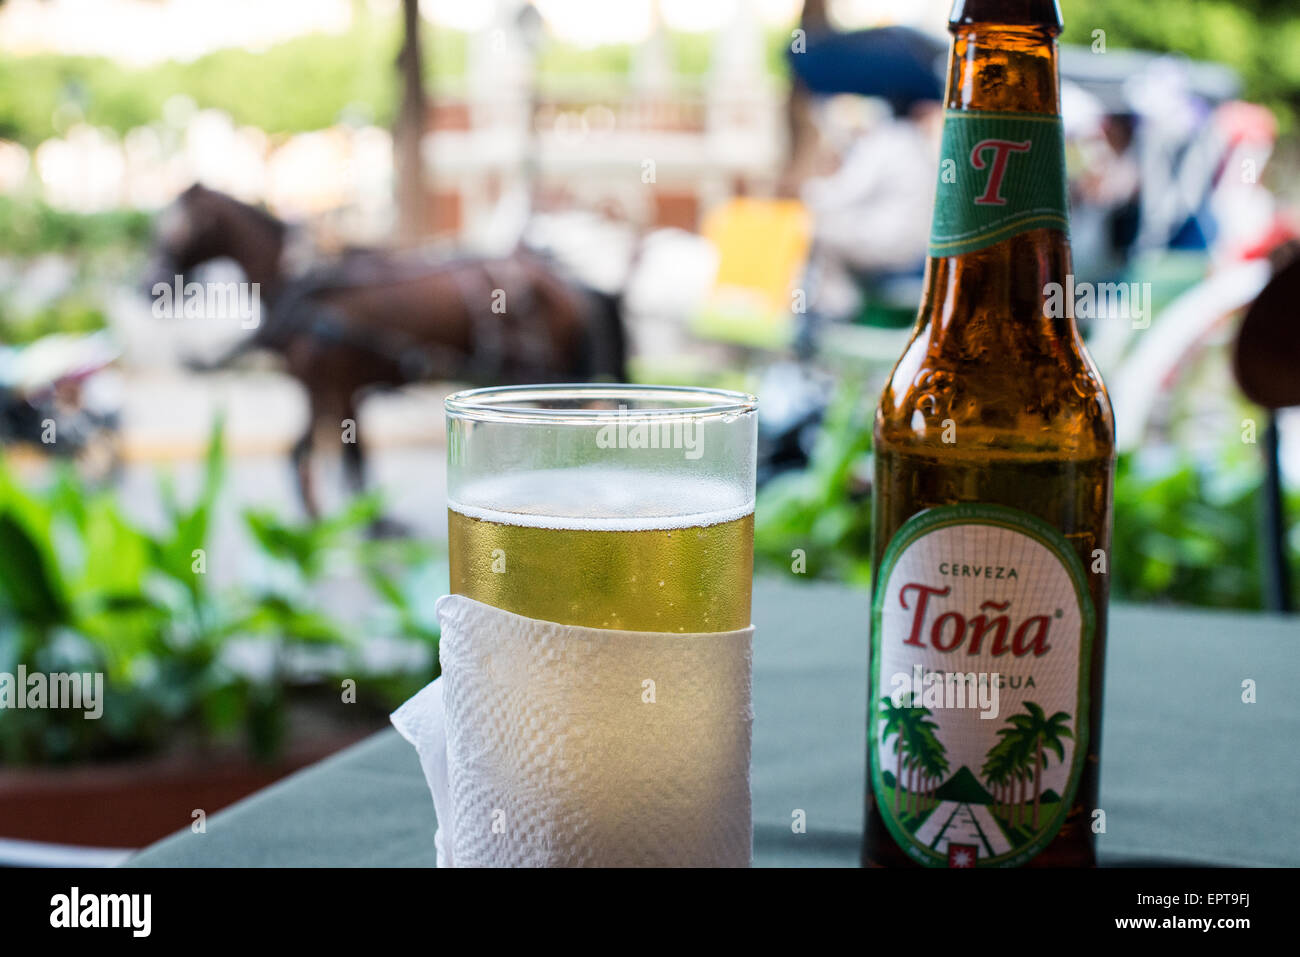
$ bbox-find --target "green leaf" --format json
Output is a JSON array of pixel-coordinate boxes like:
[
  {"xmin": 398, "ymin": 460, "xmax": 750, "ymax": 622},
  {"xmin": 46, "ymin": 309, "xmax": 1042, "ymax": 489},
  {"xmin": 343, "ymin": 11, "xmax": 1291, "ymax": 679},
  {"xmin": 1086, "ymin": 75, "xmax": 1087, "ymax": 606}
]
[
  {"xmin": 0, "ymin": 512, "xmax": 68, "ymax": 627},
  {"xmin": 242, "ymin": 593, "xmax": 347, "ymax": 645}
]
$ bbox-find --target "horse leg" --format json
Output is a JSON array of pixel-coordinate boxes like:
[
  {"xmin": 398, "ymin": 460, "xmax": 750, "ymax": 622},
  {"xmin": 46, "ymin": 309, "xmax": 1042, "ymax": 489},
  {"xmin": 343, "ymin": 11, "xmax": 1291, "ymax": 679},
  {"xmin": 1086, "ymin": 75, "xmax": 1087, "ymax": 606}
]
[
  {"xmin": 341, "ymin": 394, "xmax": 367, "ymax": 495},
  {"xmin": 292, "ymin": 426, "xmax": 320, "ymax": 519},
  {"xmin": 332, "ymin": 387, "xmax": 406, "ymax": 537},
  {"xmin": 292, "ymin": 404, "xmax": 321, "ymax": 519}
]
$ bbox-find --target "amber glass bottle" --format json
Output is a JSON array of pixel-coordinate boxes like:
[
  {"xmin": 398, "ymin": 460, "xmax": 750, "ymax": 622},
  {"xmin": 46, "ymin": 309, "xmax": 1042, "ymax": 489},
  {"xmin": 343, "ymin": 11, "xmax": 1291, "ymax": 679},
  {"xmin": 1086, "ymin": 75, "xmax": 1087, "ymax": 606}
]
[{"xmin": 862, "ymin": 0, "xmax": 1114, "ymax": 867}]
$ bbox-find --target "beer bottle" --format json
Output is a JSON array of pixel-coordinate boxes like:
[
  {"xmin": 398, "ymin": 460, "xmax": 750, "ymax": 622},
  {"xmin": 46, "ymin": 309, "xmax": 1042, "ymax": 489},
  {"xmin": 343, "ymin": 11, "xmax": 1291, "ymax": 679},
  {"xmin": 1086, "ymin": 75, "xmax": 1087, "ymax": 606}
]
[{"xmin": 863, "ymin": 0, "xmax": 1114, "ymax": 867}]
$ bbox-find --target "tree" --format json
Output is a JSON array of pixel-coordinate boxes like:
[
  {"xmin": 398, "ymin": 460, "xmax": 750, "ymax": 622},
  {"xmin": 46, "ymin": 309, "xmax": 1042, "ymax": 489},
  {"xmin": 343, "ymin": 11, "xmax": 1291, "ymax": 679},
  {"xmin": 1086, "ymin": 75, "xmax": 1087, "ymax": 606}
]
[
  {"xmin": 1007, "ymin": 702, "xmax": 1074, "ymax": 828},
  {"xmin": 916, "ymin": 727, "xmax": 949, "ymax": 813},
  {"xmin": 394, "ymin": 0, "xmax": 430, "ymax": 241},
  {"xmin": 992, "ymin": 724, "xmax": 1034, "ymax": 828},
  {"xmin": 990, "ymin": 702, "xmax": 1073, "ymax": 829},
  {"xmin": 877, "ymin": 697, "xmax": 911, "ymax": 814},
  {"xmin": 879, "ymin": 695, "xmax": 947, "ymax": 819},
  {"xmin": 981, "ymin": 739, "xmax": 1017, "ymax": 819}
]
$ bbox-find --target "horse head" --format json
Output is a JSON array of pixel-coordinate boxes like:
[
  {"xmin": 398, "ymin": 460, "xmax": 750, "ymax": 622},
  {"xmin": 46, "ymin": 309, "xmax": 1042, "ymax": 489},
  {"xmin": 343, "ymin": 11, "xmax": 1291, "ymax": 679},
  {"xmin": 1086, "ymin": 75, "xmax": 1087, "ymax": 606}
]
[{"xmin": 144, "ymin": 184, "xmax": 288, "ymax": 299}]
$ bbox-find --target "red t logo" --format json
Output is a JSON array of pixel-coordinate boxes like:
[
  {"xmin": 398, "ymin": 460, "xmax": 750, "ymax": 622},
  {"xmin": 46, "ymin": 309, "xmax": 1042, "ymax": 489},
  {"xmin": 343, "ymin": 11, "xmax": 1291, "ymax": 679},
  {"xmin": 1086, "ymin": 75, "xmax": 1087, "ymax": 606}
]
[{"xmin": 970, "ymin": 138, "xmax": 1032, "ymax": 206}]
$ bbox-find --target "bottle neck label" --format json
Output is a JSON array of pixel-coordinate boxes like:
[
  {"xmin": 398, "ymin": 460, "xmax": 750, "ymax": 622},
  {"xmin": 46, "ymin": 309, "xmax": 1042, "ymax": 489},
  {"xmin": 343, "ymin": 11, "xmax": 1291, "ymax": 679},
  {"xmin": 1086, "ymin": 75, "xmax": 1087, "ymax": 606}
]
[
  {"xmin": 869, "ymin": 504, "xmax": 1094, "ymax": 867},
  {"xmin": 928, "ymin": 110, "xmax": 1070, "ymax": 257}
]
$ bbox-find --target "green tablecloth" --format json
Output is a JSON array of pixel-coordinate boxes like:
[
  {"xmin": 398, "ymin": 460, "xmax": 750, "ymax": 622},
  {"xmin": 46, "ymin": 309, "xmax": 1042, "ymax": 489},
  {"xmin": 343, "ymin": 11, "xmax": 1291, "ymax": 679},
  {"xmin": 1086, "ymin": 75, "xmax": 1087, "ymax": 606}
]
[{"xmin": 128, "ymin": 579, "xmax": 1299, "ymax": 867}]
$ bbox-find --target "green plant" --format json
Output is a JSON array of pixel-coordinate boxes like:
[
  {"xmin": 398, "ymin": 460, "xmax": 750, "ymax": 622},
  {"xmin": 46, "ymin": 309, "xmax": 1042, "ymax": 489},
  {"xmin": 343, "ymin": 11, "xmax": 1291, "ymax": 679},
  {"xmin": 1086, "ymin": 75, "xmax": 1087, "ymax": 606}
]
[
  {"xmin": 0, "ymin": 421, "xmax": 441, "ymax": 766},
  {"xmin": 0, "ymin": 12, "xmax": 811, "ymax": 152},
  {"xmin": 361, "ymin": 537, "xmax": 443, "ymax": 651},
  {"xmin": 0, "ymin": 194, "xmax": 151, "ymax": 345},
  {"xmin": 0, "ymin": 195, "xmax": 151, "ymax": 256},
  {"xmin": 752, "ymin": 378, "xmax": 1300, "ymax": 610},
  {"xmin": 0, "ymin": 296, "xmax": 108, "ymax": 345},
  {"xmin": 1058, "ymin": 0, "xmax": 1300, "ymax": 138},
  {"xmin": 1111, "ymin": 444, "xmax": 1300, "ymax": 609},
  {"xmin": 0, "ymin": 20, "xmax": 413, "ymax": 147},
  {"xmin": 754, "ymin": 378, "xmax": 874, "ymax": 585},
  {"xmin": 0, "ymin": 464, "xmax": 180, "ymax": 762}
]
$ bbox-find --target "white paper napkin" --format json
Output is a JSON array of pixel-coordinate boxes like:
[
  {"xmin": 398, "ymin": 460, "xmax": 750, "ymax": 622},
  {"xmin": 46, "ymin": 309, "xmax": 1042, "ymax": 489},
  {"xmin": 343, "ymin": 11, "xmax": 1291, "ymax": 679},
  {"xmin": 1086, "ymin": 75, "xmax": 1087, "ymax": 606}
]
[{"xmin": 391, "ymin": 595, "xmax": 754, "ymax": 868}]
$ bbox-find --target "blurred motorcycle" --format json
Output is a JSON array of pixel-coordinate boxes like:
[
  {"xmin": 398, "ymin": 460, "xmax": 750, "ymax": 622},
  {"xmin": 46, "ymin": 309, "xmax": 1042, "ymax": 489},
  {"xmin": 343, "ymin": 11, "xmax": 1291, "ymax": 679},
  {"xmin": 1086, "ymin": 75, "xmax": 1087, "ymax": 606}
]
[{"xmin": 0, "ymin": 331, "xmax": 123, "ymax": 479}]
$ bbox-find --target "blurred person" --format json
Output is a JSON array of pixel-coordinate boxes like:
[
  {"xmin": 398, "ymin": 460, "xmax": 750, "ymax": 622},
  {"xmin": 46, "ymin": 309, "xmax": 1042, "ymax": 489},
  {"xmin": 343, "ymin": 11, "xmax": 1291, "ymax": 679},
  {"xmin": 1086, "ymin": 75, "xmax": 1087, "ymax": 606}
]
[
  {"xmin": 1066, "ymin": 78, "xmax": 1141, "ymax": 283},
  {"xmin": 798, "ymin": 97, "xmax": 942, "ymax": 322},
  {"xmin": 1206, "ymin": 101, "xmax": 1292, "ymax": 264}
]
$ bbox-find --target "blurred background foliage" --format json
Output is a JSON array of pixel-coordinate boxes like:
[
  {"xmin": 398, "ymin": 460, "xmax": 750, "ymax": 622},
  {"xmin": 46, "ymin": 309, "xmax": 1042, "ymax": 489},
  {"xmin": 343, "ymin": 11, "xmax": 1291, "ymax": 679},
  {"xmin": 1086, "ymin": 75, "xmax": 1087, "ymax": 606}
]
[
  {"xmin": 1059, "ymin": 0, "xmax": 1300, "ymax": 136},
  {"xmin": 755, "ymin": 379, "xmax": 873, "ymax": 586},
  {"xmin": 3, "ymin": 5, "xmax": 1299, "ymax": 149},
  {"xmin": 0, "ymin": 14, "xmax": 798, "ymax": 148},
  {"xmin": 0, "ymin": 293, "xmax": 106, "ymax": 345},
  {"xmin": 0, "ymin": 17, "xmax": 424, "ymax": 145},
  {"xmin": 0, "ymin": 195, "xmax": 151, "ymax": 256},
  {"xmin": 0, "ymin": 194, "xmax": 147, "ymax": 344},
  {"xmin": 753, "ymin": 379, "xmax": 1300, "ymax": 611},
  {"xmin": 1109, "ymin": 442, "xmax": 1298, "ymax": 608},
  {"xmin": 0, "ymin": 422, "xmax": 441, "ymax": 765}
]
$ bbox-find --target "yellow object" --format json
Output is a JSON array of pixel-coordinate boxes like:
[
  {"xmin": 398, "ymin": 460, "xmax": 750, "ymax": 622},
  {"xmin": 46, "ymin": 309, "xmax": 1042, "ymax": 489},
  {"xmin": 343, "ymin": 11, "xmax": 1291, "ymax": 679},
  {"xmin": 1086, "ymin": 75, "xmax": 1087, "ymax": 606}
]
[{"xmin": 695, "ymin": 198, "xmax": 812, "ymax": 347}]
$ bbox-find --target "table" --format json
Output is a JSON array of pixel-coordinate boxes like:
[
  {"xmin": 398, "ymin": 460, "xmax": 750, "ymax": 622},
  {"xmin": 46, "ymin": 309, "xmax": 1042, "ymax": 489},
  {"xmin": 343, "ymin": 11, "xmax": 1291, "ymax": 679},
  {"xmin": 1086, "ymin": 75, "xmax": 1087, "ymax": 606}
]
[{"xmin": 127, "ymin": 579, "xmax": 1299, "ymax": 867}]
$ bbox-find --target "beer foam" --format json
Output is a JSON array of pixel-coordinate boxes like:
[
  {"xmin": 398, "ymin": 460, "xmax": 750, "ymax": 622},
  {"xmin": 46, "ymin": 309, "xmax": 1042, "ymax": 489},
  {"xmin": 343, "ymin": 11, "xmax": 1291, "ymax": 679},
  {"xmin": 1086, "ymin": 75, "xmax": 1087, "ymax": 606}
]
[{"xmin": 449, "ymin": 467, "xmax": 754, "ymax": 532}]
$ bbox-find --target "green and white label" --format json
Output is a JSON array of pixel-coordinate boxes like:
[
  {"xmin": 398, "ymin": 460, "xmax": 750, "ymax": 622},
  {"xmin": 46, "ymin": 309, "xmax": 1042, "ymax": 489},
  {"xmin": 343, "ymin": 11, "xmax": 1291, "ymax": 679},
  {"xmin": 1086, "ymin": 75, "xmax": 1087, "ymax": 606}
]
[
  {"xmin": 868, "ymin": 504, "xmax": 1094, "ymax": 868},
  {"xmin": 928, "ymin": 110, "xmax": 1069, "ymax": 257}
]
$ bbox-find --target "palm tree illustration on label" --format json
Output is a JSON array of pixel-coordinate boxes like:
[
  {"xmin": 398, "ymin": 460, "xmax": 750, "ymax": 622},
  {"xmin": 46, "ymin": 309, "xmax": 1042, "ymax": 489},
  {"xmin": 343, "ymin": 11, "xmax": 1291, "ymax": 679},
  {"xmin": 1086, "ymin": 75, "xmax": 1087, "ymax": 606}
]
[
  {"xmin": 878, "ymin": 696, "xmax": 952, "ymax": 820},
  {"xmin": 876, "ymin": 697, "xmax": 1075, "ymax": 864},
  {"xmin": 987, "ymin": 703, "xmax": 1073, "ymax": 832}
]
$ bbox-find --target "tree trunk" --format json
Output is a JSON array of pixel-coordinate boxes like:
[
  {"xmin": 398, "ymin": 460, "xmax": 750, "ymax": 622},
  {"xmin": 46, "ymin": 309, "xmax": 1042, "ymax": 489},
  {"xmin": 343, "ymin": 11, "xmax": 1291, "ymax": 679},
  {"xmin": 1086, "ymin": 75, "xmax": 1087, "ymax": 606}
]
[
  {"xmin": 395, "ymin": 0, "xmax": 430, "ymax": 242},
  {"xmin": 777, "ymin": 0, "xmax": 832, "ymax": 197},
  {"xmin": 894, "ymin": 742, "xmax": 903, "ymax": 813},
  {"xmin": 1032, "ymin": 737, "xmax": 1044, "ymax": 828}
]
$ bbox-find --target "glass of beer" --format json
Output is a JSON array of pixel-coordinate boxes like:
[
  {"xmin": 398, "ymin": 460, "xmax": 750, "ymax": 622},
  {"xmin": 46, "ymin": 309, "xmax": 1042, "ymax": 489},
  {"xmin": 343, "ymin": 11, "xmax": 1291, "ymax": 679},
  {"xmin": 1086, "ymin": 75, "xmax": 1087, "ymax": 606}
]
[{"xmin": 445, "ymin": 384, "xmax": 757, "ymax": 632}]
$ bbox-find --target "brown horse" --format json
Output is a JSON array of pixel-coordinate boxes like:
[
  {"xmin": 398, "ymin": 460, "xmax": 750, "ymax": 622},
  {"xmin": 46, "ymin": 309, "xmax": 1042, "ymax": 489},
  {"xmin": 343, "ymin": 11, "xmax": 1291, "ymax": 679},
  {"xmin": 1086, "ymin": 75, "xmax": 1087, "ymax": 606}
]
[{"xmin": 147, "ymin": 184, "xmax": 626, "ymax": 517}]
